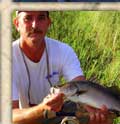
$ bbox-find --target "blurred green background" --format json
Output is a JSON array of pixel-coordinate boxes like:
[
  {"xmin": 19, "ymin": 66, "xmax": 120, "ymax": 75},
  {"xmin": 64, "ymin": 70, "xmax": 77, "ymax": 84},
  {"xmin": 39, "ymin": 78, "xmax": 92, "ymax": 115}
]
[{"xmin": 12, "ymin": 11, "xmax": 120, "ymax": 123}]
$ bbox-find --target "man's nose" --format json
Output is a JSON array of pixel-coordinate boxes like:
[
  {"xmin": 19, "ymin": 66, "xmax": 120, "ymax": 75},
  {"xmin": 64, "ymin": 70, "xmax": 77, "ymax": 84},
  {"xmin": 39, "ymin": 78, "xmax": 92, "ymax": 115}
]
[{"xmin": 32, "ymin": 20, "xmax": 38, "ymax": 28}]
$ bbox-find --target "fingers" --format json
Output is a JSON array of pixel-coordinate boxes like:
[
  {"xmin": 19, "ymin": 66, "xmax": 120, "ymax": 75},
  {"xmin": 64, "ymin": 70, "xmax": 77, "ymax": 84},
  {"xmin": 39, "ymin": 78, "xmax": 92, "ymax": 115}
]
[
  {"xmin": 100, "ymin": 105, "xmax": 109, "ymax": 114},
  {"xmin": 48, "ymin": 94, "xmax": 64, "ymax": 112},
  {"xmin": 84, "ymin": 105, "xmax": 97, "ymax": 113},
  {"xmin": 43, "ymin": 93, "xmax": 64, "ymax": 112},
  {"xmin": 50, "ymin": 99, "xmax": 64, "ymax": 112},
  {"xmin": 89, "ymin": 112, "xmax": 107, "ymax": 124},
  {"xmin": 100, "ymin": 113, "xmax": 106, "ymax": 122},
  {"xmin": 84, "ymin": 105, "xmax": 110, "ymax": 124}
]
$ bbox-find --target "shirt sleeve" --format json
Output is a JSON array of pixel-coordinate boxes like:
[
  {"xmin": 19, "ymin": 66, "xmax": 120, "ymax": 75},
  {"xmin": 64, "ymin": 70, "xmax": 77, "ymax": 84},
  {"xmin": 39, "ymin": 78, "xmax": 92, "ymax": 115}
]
[{"xmin": 61, "ymin": 45, "xmax": 84, "ymax": 81}]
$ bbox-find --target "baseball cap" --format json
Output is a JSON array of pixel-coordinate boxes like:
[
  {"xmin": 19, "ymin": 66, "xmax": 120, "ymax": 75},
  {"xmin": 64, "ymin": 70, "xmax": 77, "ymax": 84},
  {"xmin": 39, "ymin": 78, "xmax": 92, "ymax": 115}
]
[
  {"xmin": 16, "ymin": 11, "xmax": 49, "ymax": 17},
  {"xmin": 16, "ymin": 11, "xmax": 22, "ymax": 16}
]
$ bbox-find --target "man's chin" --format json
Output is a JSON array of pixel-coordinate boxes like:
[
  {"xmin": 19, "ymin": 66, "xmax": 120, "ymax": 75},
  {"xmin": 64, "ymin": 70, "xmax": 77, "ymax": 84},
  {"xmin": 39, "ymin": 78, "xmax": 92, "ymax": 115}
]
[
  {"xmin": 29, "ymin": 37, "xmax": 43, "ymax": 44},
  {"xmin": 27, "ymin": 34, "xmax": 45, "ymax": 43},
  {"xmin": 29, "ymin": 35, "xmax": 41, "ymax": 40}
]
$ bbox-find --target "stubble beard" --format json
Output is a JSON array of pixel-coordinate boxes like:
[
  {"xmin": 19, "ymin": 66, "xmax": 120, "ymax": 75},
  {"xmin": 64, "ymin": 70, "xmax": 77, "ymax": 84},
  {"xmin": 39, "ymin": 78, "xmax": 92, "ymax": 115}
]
[{"xmin": 27, "ymin": 28, "xmax": 45, "ymax": 46}]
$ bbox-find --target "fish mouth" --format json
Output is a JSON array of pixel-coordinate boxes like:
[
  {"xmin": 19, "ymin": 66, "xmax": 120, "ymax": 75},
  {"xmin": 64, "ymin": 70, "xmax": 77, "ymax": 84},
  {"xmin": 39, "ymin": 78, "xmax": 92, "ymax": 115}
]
[{"xmin": 50, "ymin": 87, "xmax": 60, "ymax": 94}]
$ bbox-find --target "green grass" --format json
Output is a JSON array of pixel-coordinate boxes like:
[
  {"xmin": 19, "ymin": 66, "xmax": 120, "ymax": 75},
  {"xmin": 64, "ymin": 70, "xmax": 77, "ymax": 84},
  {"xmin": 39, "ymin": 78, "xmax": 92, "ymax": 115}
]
[
  {"xmin": 12, "ymin": 11, "xmax": 120, "ymax": 124},
  {"xmin": 47, "ymin": 11, "xmax": 120, "ymax": 87}
]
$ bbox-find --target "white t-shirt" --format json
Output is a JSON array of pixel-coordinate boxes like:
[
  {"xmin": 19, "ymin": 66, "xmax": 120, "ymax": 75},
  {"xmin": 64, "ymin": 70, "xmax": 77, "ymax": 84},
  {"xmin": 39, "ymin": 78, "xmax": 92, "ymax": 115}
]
[{"xmin": 12, "ymin": 37, "xmax": 84, "ymax": 108}]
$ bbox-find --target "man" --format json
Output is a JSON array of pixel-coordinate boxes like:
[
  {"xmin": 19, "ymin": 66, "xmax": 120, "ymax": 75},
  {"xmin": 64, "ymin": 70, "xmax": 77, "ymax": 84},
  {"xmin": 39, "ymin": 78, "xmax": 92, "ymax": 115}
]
[{"xmin": 12, "ymin": 11, "xmax": 110, "ymax": 124}]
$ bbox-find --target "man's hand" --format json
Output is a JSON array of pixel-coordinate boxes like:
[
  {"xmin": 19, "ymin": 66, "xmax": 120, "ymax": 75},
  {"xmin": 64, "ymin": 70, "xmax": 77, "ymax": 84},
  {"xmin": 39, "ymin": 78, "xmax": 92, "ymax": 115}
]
[
  {"xmin": 84, "ymin": 105, "xmax": 112, "ymax": 124},
  {"xmin": 42, "ymin": 93, "xmax": 64, "ymax": 112}
]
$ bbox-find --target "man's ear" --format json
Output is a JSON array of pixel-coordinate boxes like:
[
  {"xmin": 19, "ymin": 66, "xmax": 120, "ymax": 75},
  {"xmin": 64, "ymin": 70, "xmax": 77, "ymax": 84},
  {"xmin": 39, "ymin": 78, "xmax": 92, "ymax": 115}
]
[
  {"xmin": 13, "ymin": 17, "xmax": 20, "ymax": 32},
  {"xmin": 48, "ymin": 18, "xmax": 51, "ymax": 27}
]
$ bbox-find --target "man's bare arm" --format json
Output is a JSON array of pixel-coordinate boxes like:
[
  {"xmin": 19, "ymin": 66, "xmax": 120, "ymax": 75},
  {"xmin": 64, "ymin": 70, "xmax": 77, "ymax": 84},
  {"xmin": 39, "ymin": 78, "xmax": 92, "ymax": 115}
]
[
  {"xmin": 72, "ymin": 75, "xmax": 86, "ymax": 81},
  {"xmin": 12, "ymin": 93, "xmax": 64, "ymax": 124},
  {"xmin": 13, "ymin": 101, "xmax": 47, "ymax": 124}
]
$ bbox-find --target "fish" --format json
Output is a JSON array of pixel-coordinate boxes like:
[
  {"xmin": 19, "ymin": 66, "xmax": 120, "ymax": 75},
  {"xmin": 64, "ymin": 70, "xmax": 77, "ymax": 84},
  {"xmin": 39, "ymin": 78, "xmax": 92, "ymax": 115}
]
[{"xmin": 50, "ymin": 80, "xmax": 120, "ymax": 116}]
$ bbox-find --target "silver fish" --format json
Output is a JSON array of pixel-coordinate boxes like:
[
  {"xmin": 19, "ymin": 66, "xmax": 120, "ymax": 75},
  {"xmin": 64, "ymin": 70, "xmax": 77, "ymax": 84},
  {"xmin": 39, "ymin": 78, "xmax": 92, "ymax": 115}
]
[{"xmin": 50, "ymin": 80, "xmax": 120, "ymax": 116}]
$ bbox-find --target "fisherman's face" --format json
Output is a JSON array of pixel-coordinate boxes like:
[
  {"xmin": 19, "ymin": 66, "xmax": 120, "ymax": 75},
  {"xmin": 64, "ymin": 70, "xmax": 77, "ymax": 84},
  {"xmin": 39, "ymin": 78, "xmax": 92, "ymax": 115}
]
[{"xmin": 14, "ymin": 11, "xmax": 51, "ymax": 44}]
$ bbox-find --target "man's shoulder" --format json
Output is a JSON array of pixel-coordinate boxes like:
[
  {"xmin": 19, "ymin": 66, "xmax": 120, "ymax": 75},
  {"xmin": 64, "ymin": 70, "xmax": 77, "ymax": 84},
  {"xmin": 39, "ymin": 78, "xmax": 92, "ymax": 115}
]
[
  {"xmin": 12, "ymin": 39, "xmax": 20, "ymax": 57},
  {"xmin": 12, "ymin": 39, "xmax": 19, "ymax": 47}
]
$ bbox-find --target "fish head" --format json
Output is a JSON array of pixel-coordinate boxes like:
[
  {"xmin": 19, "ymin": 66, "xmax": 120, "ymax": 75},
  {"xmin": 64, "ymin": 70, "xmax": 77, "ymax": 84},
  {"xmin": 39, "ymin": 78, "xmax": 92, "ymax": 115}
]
[
  {"xmin": 50, "ymin": 87, "xmax": 61, "ymax": 94},
  {"xmin": 50, "ymin": 83, "xmax": 78, "ymax": 96},
  {"xmin": 50, "ymin": 81, "xmax": 88, "ymax": 98}
]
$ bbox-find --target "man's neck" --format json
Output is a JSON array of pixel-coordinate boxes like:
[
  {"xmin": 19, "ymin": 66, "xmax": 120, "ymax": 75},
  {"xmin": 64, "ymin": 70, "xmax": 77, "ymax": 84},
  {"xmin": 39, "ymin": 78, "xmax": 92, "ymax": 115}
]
[{"xmin": 19, "ymin": 39, "xmax": 46, "ymax": 63}]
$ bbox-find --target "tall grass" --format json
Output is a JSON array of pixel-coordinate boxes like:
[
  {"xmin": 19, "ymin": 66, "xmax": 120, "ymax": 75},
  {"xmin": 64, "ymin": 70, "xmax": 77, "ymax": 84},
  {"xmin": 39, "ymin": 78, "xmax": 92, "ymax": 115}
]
[
  {"xmin": 46, "ymin": 11, "xmax": 120, "ymax": 88},
  {"xmin": 12, "ymin": 11, "xmax": 120, "ymax": 124}
]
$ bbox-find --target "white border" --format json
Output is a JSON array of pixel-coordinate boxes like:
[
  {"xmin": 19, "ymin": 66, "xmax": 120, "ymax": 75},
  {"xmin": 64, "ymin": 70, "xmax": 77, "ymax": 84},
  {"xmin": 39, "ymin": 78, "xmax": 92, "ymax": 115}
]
[{"xmin": 0, "ymin": 1, "xmax": 120, "ymax": 124}]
